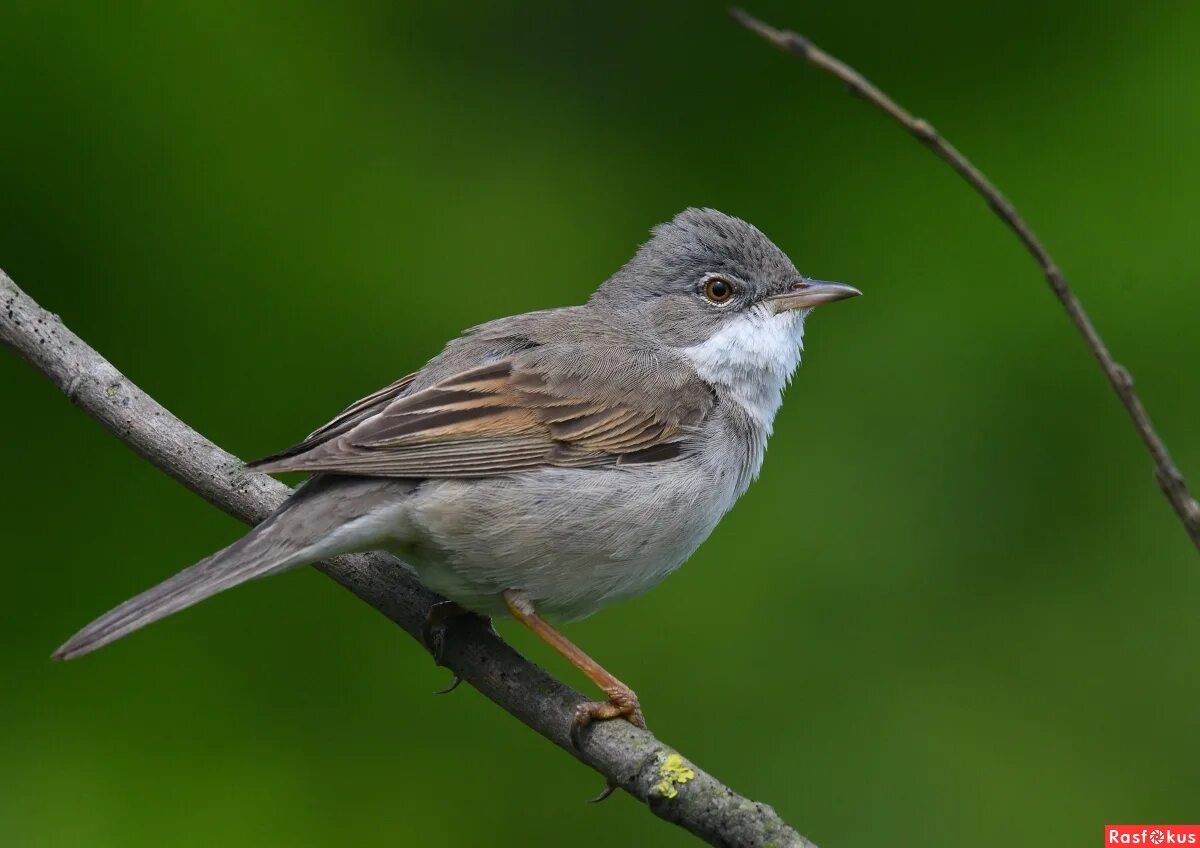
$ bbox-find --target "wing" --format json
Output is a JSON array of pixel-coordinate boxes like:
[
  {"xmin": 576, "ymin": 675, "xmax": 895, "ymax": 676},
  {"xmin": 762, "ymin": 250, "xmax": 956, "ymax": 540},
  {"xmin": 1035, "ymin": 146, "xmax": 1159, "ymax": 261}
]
[
  {"xmin": 248, "ymin": 358, "xmax": 712, "ymax": 478},
  {"xmin": 248, "ymin": 372, "xmax": 418, "ymax": 468}
]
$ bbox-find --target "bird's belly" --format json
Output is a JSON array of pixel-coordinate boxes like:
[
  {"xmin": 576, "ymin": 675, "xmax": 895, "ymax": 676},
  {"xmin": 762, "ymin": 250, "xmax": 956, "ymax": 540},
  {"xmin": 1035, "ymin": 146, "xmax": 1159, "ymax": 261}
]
[{"xmin": 392, "ymin": 463, "xmax": 737, "ymax": 621}]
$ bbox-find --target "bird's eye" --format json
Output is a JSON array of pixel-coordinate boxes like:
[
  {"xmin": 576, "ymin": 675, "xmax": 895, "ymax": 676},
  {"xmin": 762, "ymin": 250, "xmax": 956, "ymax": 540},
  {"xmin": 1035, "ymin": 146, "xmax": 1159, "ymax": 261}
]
[{"xmin": 703, "ymin": 277, "xmax": 734, "ymax": 304}]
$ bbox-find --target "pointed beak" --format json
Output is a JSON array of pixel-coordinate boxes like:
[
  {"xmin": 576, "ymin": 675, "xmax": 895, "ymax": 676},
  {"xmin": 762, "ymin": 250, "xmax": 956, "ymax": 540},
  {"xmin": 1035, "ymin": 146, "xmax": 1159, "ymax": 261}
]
[{"xmin": 767, "ymin": 279, "xmax": 862, "ymax": 313}]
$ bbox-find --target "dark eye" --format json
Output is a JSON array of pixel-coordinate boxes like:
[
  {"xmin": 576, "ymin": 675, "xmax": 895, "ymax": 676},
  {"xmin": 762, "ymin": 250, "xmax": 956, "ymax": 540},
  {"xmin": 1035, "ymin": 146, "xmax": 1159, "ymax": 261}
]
[{"xmin": 703, "ymin": 277, "xmax": 734, "ymax": 304}]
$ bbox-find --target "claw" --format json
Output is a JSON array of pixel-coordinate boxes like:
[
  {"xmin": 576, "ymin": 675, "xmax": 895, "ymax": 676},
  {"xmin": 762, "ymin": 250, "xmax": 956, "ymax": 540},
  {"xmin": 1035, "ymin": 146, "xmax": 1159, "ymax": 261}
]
[
  {"xmin": 421, "ymin": 601, "xmax": 466, "ymax": 667},
  {"xmin": 587, "ymin": 780, "xmax": 618, "ymax": 804},
  {"xmin": 422, "ymin": 602, "xmax": 492, "ymax": 696}
]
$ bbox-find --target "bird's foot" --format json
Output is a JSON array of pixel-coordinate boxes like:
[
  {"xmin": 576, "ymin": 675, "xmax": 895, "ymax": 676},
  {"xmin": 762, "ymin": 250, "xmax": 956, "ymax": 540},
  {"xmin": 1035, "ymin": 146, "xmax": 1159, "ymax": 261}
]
[
  {"xmin": 571, "ymin": 687, "xmax": 644, "ymax": 803},
  {"xmin": 421, "ymin": 600, "xmax": 467, "ymax": 666},
  {"xmin": 569, "ymin": 685, "xmax": 646, "ymax": 750},
  {"xmin": 421, "ymin": 601, "xmax": 494, "ymax": 694}
]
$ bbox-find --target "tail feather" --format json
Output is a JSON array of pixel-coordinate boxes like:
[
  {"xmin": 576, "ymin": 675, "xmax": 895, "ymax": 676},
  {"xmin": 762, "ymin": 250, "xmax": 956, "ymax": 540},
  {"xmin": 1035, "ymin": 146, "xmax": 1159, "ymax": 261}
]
[
  {"xmin": 54, "ymin": 475, "xmax": 413, "ymax": 661},
  {"xmin": 53, "ymin": 528, "xmax": 309, "ymax": 661}
]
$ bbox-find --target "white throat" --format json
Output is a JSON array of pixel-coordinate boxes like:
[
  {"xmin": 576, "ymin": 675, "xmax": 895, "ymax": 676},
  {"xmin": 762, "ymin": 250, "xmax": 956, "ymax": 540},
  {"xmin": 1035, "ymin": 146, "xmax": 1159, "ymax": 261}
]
[{"xmin": 679, "ymin": 304, "xmax": 806, "ymax": 434}]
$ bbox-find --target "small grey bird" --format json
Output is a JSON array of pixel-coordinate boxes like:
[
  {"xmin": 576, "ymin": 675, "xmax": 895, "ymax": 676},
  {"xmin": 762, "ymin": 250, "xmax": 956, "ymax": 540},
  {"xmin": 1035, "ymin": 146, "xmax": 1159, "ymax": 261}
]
[{"xmin": 55, "ymin": 208, "xmax": 859, "ymax": 738}]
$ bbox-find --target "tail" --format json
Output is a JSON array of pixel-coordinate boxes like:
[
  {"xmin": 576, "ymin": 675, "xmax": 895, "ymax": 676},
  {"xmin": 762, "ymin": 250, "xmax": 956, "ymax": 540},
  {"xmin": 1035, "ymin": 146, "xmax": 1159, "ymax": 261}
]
[
  {"xmin": 54, "ymin": 475, "xmax": 412, "ymax": 661},
  {"xmin": 53, "ymin": 522, "xmax": 313, "ymax": 661}
]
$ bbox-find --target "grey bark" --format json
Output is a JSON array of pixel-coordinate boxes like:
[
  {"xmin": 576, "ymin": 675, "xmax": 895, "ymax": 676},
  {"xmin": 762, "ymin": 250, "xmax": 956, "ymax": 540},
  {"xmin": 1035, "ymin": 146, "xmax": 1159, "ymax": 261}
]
[{"xmin": 1, "ymin": 267, "xmax": 816, "ymax": 848}]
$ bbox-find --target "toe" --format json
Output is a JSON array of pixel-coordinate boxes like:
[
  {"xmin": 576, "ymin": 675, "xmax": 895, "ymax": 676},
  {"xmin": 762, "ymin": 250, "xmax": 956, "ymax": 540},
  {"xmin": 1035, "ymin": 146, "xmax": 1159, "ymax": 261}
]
[{"xmin": 569, "ymin": 692, "xmax": 646, "ymax": 748}]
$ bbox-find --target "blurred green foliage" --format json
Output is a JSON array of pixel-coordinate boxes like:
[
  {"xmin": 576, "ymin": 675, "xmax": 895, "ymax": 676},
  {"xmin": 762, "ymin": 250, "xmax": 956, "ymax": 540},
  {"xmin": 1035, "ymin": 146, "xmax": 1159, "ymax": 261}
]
[{"xmin": 2, "ymin": 2, "xmax": 1197, "ymax": 846}]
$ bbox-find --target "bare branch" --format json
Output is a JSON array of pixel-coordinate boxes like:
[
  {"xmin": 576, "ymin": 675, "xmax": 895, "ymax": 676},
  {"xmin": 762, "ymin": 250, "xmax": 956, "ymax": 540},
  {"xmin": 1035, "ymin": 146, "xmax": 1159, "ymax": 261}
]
[
  {"xmin": 732, "ymin": 7, "xmax": 1200, "ymax": 552},
  {"xmin": 1, "ymin": 268, "xmax": 816, "ymax": 847}
]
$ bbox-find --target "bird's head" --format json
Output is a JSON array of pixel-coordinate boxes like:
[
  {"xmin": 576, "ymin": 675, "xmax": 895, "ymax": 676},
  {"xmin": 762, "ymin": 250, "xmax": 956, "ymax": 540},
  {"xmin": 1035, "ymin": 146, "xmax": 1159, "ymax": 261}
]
[{"xmin": 592, "ymin": 208, "xmax": 860, "ymax": 394}]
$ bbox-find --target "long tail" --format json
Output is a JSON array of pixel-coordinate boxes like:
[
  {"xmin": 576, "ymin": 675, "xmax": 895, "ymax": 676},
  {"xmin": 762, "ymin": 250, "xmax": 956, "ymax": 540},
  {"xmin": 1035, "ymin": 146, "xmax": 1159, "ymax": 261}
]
[
  {"xmin": 54, "ymin": 476, "xmax": 411, "ymax": 661},
  {"xmin": 53, "ymin": 526, "xmax": 310, "ymax": 661}
]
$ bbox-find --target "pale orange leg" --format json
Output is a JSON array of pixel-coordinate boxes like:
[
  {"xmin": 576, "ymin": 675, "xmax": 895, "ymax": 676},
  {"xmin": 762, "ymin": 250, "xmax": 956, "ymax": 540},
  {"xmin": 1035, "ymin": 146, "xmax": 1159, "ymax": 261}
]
[{"xmin": 503, "ymin": 590, "xmax": 646, "ymax": 748}]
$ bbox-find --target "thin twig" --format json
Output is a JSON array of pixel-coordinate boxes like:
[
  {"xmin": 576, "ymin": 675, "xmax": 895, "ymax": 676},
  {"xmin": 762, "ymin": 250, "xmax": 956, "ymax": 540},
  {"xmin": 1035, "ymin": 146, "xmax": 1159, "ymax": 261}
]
[
  {"xmin": 731, "ymin": 7, "xmax": 1200, "ymax": 552},
  {"xmin": 0, "ymin": 269, "xmax": 815, "ymax": 847}
]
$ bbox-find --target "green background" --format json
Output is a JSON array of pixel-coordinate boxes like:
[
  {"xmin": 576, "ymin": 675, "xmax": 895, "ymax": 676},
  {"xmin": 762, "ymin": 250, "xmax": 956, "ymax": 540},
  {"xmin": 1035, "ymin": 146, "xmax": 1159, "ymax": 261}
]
[{"xmin": 2, "ymin": 2, "xmax": 1197, "ymax": 845}]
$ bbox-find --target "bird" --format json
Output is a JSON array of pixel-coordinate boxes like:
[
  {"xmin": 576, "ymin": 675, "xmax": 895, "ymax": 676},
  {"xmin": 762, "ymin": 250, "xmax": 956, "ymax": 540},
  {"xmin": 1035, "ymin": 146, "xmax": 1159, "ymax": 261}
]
[{"xmin": 54, "ymin": 207, "xmax": 860, "ymax": 743}]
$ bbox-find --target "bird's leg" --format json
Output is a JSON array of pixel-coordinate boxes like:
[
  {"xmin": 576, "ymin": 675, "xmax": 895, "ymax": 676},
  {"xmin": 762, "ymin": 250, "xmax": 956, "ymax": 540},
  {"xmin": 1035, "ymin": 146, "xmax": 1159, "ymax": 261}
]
[{"xmin": 502, "ymin": 590, "xmax": 646, "ymax": 749}]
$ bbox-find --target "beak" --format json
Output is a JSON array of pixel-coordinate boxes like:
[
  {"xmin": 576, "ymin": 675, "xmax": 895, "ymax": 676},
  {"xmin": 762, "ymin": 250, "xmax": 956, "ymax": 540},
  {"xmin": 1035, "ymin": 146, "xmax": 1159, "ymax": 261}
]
[{"xmin": 767, "ymin": 279, "xmax": 862, "ymax": 313}]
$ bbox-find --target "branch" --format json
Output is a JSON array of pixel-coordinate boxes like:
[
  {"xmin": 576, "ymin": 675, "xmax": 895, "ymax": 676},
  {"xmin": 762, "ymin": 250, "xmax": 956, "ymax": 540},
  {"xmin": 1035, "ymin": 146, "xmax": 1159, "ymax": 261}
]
[
  {"xmin": 1, "ymin": 268, "xmax": 817, "ymax": 846},
  {"xmin": 732, "ymin": 8, "xmax": 1200, "ymax": 553}
]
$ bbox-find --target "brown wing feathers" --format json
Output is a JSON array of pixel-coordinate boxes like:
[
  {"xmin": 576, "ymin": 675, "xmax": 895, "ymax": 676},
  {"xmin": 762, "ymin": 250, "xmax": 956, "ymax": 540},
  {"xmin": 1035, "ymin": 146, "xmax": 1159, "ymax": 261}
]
[
  {"xmin": 246, "ymin": 372, "xmax": 418, "ymax": 467},
  {"xmin": 250, "ymin": 358, "xmax": 703, "ymax": 478}
]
